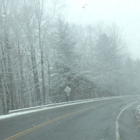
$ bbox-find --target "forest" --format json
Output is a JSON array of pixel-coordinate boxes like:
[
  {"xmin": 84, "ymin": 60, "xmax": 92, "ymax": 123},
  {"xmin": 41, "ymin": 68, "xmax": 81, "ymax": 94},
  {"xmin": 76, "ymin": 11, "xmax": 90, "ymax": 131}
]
[{"xmin": 0, "ymin": 0, "xmax": 140, "ymax": 115}]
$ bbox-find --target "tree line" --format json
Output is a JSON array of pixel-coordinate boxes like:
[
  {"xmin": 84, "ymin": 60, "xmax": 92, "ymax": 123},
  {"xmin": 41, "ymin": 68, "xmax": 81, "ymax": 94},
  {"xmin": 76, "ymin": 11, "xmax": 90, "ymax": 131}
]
[{"xmin": 0, "ymin": 0, "xmax": 140, "ymax": 114}]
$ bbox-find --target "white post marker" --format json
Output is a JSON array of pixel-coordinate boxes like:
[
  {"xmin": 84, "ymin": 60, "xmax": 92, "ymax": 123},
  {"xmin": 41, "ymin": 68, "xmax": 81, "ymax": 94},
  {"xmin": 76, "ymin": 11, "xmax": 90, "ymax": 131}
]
[
  {"xmin": 0, "ymin": 97, "xmax": 2, "ymax": 115},
  {"xmin": 64, "ymin": 86, "xmax": 71, "ymax": 96}
]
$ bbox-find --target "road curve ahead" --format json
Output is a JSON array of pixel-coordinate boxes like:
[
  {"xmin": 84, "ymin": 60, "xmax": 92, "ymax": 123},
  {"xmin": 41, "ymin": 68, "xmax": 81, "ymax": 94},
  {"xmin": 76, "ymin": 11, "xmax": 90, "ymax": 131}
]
[{"xmin": 0, "ymin": 97, "xmax": 140, "ymax": 140}]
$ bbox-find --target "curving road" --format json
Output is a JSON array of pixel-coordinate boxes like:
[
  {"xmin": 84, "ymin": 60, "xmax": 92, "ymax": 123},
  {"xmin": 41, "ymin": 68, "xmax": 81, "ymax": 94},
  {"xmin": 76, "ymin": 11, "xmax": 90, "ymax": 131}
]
[{"xmin": 0, "ymin": 97, "xmax": 140, "ymax": 140}]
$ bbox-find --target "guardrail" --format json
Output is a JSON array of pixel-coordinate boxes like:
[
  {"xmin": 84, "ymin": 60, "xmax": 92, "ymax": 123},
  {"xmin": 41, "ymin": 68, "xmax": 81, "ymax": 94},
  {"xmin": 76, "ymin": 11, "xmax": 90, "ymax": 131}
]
[
  {"xmin": 9, "ymin": 95, "xmax": 140, "ymax": 114},
  {"xmin": 8, "ymin": 97, "xmax": 110, "ymax": 114}
]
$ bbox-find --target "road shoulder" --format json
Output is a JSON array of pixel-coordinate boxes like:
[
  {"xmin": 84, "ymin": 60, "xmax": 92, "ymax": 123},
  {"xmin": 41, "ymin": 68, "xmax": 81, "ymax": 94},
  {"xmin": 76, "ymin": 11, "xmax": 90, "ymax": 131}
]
[{"xmin": 118, "ymin": 103, "xmax": 140, "ymax": 140}]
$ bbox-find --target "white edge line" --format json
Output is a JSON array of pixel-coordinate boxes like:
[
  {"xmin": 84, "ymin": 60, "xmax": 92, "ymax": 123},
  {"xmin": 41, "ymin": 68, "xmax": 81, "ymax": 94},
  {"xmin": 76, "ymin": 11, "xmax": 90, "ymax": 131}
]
[{"xmin": 116, "ymin": 101, "xmax": 137, "ymax": 140}]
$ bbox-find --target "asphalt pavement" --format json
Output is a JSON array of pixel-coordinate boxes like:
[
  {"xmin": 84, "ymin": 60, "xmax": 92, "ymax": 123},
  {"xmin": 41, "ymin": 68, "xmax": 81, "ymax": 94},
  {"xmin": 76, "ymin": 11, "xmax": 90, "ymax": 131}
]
[
  {"xmin": 0, "ymin": 97, "xmax": 140, "ymax": 140},
  {"xmin": 119, "ymin": 103, "xmax": 140, "ymax": 140}
]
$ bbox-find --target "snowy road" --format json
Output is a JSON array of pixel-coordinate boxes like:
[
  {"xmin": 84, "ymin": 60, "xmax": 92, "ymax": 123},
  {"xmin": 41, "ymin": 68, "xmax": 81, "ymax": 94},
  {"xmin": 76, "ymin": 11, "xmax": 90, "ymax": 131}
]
[{"xmin": 0, "ymin": 97, "xmax": 140, "ymax": 140}]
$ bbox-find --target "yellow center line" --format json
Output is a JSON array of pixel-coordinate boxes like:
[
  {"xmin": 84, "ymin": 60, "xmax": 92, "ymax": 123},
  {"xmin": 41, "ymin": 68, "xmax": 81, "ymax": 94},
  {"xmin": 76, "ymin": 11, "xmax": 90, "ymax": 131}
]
[{"xmin": 4, "ymin": 105, "xmax": 96, "ymax": 140}]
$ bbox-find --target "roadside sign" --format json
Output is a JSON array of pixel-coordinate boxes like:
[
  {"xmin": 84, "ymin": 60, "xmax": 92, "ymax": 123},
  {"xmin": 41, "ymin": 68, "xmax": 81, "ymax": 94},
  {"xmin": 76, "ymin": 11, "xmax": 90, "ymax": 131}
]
[{"xmin": 64, "ymin": 86, "xmax": 71, "ymax": 96}]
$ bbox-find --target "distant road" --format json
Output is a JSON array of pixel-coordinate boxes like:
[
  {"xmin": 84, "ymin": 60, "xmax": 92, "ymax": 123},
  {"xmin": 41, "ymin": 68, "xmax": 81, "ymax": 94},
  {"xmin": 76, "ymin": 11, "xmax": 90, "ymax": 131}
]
[{"xmin": 0, "ymin": 97, "xmax": 140, "ymax": 140}]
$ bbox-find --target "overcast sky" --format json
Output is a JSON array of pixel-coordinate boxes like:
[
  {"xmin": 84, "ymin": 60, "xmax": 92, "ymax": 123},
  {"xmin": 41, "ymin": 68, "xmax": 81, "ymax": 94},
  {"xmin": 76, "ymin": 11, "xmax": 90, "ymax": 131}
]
[{"xmin": 64, "ymin": 0, "xmax": 140, "ymax": 59}]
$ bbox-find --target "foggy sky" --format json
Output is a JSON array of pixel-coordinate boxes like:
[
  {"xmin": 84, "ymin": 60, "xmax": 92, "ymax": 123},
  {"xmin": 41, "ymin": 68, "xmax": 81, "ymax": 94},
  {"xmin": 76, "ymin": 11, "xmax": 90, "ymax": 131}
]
[{"xmin": 65, "ymin": 0, "xmax": 140, "ymax": 59}]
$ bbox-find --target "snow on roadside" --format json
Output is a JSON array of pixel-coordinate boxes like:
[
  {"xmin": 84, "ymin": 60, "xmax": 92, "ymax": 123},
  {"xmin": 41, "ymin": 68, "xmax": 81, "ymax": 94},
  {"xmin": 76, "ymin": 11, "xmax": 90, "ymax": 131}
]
[
  {"xmin": 0, "ymin": 97, "xmax": 112, "ymax": 121},
  {"xmin": 135, "ymin": 105, "xmax": 140, "ymax": 123}
]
